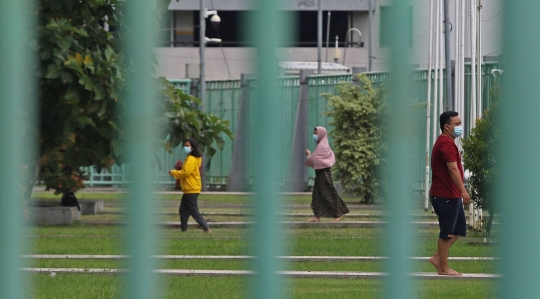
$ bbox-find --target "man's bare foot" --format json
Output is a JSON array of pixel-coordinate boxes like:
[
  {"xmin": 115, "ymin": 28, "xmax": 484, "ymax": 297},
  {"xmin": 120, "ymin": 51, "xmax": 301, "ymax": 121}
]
[
  {"xmin": 438, "ymin": 267, "xmax": 463, "ymax": 276},
  {"xmin": 205, "ymin": 229, "xmax": 213, "ymax": 233},
  {"xmin": 306, "ymin": 217, "xmax": 320, "ymax": 222},
  {"xmin": 332, "ymin": 216, "xmax": 343, "ymax": 222},
  {"xmin": 429, "ymin": 256, "xmax": 441, "ymax": 272}
]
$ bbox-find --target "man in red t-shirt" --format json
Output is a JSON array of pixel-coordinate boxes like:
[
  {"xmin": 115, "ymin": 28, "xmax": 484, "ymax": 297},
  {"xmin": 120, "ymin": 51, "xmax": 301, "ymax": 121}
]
[{"xmin": 429, "ymin": 111, "xmax": 471, "ymax": 276}]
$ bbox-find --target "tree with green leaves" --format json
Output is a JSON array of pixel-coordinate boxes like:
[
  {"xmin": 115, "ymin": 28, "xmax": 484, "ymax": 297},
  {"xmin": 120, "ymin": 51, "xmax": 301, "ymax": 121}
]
[
  {"xmin": 322, "ymin": 75, "xmax": 387, "ymax": 203},
  {"xmin": 462, "ymin": 86, "xmax": 500, "ymax": 236},
  {"xmin": 31, "ymin": 0, "xmax": 232, "ymax": 196}
]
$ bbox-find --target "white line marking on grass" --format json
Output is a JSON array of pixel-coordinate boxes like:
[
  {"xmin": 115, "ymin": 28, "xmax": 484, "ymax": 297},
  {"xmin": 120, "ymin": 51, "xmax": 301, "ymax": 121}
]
[
  {"xmin": 21, "ymin": 268, "xmax": 501, "ymax": 279},
  {"xmin": 21, "ymin": 255, "xmax": 498, "ymax": 261}
]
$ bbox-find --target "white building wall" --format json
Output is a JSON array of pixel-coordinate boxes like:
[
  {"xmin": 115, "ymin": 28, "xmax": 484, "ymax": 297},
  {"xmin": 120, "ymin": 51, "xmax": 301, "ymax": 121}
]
[
  {"xmin": 154, "ymin": 47, "xmax": 365, "ymax": 80},
  {"xmin": 154, "ymin": 0, "xmax": 503, "ymax": 79}
]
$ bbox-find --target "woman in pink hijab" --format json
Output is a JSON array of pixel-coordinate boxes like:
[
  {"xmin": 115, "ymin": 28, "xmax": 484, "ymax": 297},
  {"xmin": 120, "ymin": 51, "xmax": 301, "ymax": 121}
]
[{"xmin": 305, "ymin": 126, "xmax": 349, "ymax": 222}]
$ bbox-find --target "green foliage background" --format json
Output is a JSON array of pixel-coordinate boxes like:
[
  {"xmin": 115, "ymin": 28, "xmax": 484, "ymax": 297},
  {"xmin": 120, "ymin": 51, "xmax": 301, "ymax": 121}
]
[
  {"xmin": 323, "ymin": 75, "xmax": 387, "ymax": 203},
  {"xmin": 32, "ymin": 0, "xmax": 232, "ymax": 195},
  {"xmin": 463, "ymin": 87, "xmax": 501, "ymax": 210},
  {"xmin": 40, "ymin": 148, "xmax": 87, "ymax": 195}
]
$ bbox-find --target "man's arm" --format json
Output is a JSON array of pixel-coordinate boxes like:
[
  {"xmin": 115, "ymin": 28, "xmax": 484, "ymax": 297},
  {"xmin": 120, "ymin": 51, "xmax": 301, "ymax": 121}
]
[{"xmin": 446, "ymin": 161, "xmax": 471, "ymax": 205}]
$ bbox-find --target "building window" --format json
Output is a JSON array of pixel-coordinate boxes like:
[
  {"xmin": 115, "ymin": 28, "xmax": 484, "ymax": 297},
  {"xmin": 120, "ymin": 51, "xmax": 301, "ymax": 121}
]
[
  {"xmin": 295, "ymin": 11, "xmax": 350, "ymax": 47},
  {"xmin": 191, "ymin": 10, "xmax": 350, "ymax": 47},
  {"xmin": 379, "ymin": 6, "xmax": 413, "ymax": 47}
]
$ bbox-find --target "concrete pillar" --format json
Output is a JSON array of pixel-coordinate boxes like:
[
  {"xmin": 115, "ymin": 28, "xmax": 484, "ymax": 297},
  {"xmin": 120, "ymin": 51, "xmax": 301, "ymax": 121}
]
[
  {"xmin": 285, "ymin": 70, "xmax": 312, "ymax": 192},
  {"xmin": 190, "ymin": 79, "xmax": 199, "ymax": 98},
  {"xmin": 189, "ymin": 78, "xmax": 207, "ymax": 190},
  {"xmin": 226, "ymin": 74, "xmax": 253, "ymax": 191}
]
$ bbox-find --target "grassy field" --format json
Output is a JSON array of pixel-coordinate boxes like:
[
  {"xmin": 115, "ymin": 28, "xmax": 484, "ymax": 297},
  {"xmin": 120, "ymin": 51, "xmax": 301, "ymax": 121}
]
[
  {"xmin": 26, "ymin": 192, "xmax": 498, "ymax": 298},
  {"xmin": 28, "ymin": 274, "xmax": 496, "ymax": 299},
  {"xmin": 28, "ymin": 226, "xmax": 494, "ymax": 257}
]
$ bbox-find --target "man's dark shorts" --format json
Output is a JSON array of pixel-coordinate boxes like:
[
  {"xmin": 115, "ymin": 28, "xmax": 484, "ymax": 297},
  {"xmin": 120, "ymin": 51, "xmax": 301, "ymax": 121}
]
[{"xmin": 430, "ymin": 196, "xmax": 466, "ymax": 239}]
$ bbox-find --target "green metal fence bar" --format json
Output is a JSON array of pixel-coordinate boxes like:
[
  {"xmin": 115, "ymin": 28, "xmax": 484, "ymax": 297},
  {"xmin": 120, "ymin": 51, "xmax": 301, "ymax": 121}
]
[
  {"xmin": 277, "ymin": 76, "xmax": 301, "ymax": 185},
  {"xmin": 249, "ymin": 0, "xmax": 290, "ymax": 297},
  {"xmin": 384, "ymin": 1, "xmax": 415, "ymax": 298},
  {"xmin": 498, "ymin": 2, "xmax": 539, "ymax": 298},
  {"xmin": 168, "ymin": 79, "xmax": 192, "ymax": 95},
  {"xmin": 0, "ymin": 1, "xmax": 34, "ymax": 298},
  {"xmin": 366, "ymin": 71, "xmax": 392, "ymax": 89},
  {"xmin": 123, "ymin": 0, "xmax": 158, "ymax": 298},
  {"xmin": 82, "ymin": 145, "xmax": 184, "ymax": 188},
  {"xmin": 245, "ymin": 76, "xmax": 301, "ymax": 189},
  {"xmin": 248, "ymin": 77, "xmax": 258, "ymax": 187},
  {"xmin": 80, "ymin": 62, "xmax": 499, "ymax": 193},
  {"xmin": 80, "ymin": 63, "xmax": 500, "ymax": 192},
  {"xmin": 205, "ymin": 79, "xmax": 241, "ymax": 186}
]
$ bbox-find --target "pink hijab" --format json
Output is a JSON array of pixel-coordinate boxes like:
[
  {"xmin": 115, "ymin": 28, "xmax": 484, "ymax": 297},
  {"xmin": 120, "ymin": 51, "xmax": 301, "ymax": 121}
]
[{"xmin": 305, "ymin": 126, "xmax": 336, "ymax": 169}]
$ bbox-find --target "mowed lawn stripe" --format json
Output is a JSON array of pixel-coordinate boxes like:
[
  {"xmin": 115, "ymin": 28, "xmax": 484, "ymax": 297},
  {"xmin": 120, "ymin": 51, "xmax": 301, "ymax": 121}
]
[
  {"xmin": 27, "ymin": 274, "xmax": 497, "ymax": 299},
  {"xmin": 29, "ymin": 227, "xmax": 494, "ymax": 257}
]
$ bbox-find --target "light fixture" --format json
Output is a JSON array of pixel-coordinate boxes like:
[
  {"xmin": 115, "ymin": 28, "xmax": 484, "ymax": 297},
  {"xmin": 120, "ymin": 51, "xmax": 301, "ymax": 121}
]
[
  {"xmin": 210, "ymin": 14, "xmax": 221, "ymax": 29},
  {"xmin": 205, "ymin": 37, "xmax": 222, "ymax": 44}
]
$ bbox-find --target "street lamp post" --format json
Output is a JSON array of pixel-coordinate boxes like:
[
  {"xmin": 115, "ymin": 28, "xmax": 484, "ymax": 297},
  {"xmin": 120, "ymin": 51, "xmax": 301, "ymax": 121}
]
[
  {"xmin": 199, "ymin": 3, "xmax": 220, "ymax": 107},
  {"xmin": 199, "ymin": 1, "xmax": 205, "ymax": 100},
  {"xmin": 368, "ymin": 0, "xmax": 373, "ymax": 71},
  {"xmin": 199, "ymin": 0, "xmax": 221, "ymax": 190},
  {"xmin": 317, "ymin": 0, "xmax": 322, "ymax": 74},
  {"xmin": 199, "ymin": 4, "xmax": 222, "ymax": 109}
]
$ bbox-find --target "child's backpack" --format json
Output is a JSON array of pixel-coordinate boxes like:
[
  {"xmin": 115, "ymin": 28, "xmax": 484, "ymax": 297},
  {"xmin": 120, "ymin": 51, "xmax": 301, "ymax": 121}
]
[{"xmin": 61, "ymin": 191, "xmax": 81, "ymax": 211}]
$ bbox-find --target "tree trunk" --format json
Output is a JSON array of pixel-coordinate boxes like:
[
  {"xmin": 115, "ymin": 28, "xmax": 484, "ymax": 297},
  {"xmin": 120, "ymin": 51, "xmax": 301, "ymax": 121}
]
[{"xmin": 22, "ymin": 156, "xmax": 43, "ymax": 201}]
